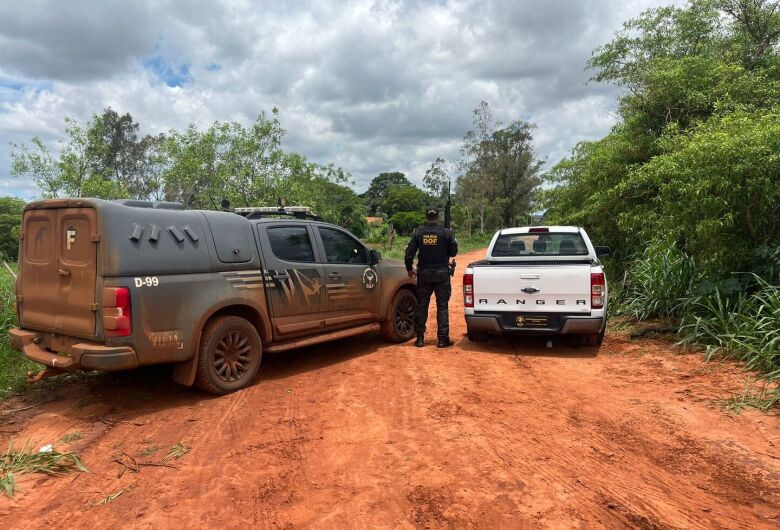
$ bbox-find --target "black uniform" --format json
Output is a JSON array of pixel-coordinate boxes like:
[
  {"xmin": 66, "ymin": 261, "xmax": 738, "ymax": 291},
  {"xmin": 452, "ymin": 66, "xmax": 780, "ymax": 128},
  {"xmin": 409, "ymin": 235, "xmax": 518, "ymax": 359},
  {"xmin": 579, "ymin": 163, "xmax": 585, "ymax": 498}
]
[{"xmin": 404, "ymin": 221, "xmax": 458, "ymax": 340}]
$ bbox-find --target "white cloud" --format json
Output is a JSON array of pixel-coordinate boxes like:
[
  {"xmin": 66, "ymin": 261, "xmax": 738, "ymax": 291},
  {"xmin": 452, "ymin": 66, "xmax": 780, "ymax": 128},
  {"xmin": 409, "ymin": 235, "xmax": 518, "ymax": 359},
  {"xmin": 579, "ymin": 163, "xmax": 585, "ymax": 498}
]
[{"xmin": 0, "ymin": 0, "xmax": 678, "ymax": 198}]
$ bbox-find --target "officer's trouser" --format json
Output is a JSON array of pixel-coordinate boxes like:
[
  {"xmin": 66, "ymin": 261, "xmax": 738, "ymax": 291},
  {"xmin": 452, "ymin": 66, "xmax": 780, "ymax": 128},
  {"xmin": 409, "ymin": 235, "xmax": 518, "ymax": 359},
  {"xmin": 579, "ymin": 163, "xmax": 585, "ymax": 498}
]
[{"xmin": 415, "ymin": 266, "xmax": 451, "ymax": 339}]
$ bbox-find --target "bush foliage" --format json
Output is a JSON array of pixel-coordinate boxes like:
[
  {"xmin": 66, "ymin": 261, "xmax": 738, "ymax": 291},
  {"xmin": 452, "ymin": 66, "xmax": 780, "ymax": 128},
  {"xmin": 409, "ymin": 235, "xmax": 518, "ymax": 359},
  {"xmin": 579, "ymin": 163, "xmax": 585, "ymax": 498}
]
[{"xmin": 544, "ymin": 0, "xmax": 780, "ymax": 393}]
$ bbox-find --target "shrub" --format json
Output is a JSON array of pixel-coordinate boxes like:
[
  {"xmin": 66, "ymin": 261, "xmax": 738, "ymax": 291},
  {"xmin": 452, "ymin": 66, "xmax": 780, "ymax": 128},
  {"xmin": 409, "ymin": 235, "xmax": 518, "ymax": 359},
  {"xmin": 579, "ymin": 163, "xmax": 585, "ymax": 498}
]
[
  {"xmin": 679, "ymin": 275, "xmax": 780, "ymax": 375},
  {"xmin": 0, "ymin": 268, "xmax": 36, "ymax": 399},
  {"xmin": 365, "ymin": 224, "xmax": 389, "ymax": 244},
  {"xmin": 618, "ymin": 243, "xmax": 703, "ymax": 321},
  {"xmin": 389, "ymin": 211, "xmax": 426, "ymax": 236}
]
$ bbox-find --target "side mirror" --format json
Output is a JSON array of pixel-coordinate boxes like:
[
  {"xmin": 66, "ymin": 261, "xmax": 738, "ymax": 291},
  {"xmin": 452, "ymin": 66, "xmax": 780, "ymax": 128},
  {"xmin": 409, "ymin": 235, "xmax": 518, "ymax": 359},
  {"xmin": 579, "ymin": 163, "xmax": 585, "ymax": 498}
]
[
  {"xmin": 369, "ymin": 249, "xmax": 381, "ymax": 265},
  {"xmin": 595, "ymin": 246, "xmax": 611, "ymax": 258}
]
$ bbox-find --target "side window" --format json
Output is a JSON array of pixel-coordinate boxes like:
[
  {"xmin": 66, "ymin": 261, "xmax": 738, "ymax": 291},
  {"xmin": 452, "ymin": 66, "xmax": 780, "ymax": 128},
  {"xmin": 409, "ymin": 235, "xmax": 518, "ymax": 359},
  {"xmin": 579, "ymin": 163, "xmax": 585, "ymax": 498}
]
[
  {"xmin": 318, "ymin": 227, "xmax": 367, "ymax": 264},
  {"xmin": 267, "ymin": 226, "xmax": 315, "ymax": 262}
]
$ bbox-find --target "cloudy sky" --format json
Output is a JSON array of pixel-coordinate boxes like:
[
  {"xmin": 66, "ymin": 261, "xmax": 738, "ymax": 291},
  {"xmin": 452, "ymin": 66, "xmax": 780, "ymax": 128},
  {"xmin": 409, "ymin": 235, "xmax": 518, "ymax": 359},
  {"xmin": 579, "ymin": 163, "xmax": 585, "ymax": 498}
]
[{"xmin": 0, "ymin": 0, "xmax": 676, "ymax": 198}]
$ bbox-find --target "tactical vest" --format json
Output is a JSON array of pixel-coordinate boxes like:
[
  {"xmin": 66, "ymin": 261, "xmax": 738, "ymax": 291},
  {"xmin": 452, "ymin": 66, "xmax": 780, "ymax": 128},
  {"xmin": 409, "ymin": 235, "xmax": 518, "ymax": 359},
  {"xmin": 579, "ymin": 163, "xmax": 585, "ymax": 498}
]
[{"xmin": 415, "ymin": 225, "xmax": 450, "ymax": 269}]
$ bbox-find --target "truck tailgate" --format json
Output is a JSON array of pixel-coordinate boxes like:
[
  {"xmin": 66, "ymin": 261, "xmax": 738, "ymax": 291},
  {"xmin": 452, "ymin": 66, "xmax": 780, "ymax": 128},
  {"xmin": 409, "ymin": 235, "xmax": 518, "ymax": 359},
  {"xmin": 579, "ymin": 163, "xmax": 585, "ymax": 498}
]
[
  {"xmin": 19, "ymin": 204, "xmax": 98, "ymax": 338},
  {"xmin": 473, "ymin": 265, "xmax": 592, "ymax": 313}
]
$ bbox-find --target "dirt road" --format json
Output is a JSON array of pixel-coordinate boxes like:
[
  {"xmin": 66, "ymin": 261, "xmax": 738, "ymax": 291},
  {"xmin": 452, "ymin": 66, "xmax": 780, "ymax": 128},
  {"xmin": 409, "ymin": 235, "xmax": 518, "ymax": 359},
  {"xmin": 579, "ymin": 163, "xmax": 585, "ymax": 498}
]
[{"xmin": 1, "ymin": 248, "xmax": 779, "ymax": 529}]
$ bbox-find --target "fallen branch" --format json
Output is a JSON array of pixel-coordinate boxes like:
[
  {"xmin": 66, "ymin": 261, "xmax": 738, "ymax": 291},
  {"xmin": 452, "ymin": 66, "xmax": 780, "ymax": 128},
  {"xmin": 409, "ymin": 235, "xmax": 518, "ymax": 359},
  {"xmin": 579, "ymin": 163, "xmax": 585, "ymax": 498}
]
[
  {"xmin": 0, "ymin": 400, "xmax": 56, "ymax": 417},
  {"xmin": 630, "ymin": 326, "xmax": 677, "ymax": 339},
  {"xmin": 137, "ymin": 461, "xmax": 179, "ymax": 469},
  {"xmin": 112, "ymin": 455, "xmax": 139, "ymax": 478},
  {"xmin": 3, "ymin": 260, "xmax": 16, "ymax": 280},
  {"xmin": 0, "ymin": 403, "xmax": 40, "ymax": 416},
  {"xmin": 112, "ymin": 452, "xmax": 179, "ymax": 478},
  {"xmin": 97, "ymin": 416, "xmax": 147, "ymax": 427}
]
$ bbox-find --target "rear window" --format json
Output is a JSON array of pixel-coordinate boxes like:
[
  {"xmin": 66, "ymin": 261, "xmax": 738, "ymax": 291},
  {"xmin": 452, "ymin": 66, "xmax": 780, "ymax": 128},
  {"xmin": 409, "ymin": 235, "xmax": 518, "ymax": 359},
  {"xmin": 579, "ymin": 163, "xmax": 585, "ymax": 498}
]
[
  {"xmin": 267, "ymin": 226, "xmax": 315, "ymax": 262},
  {"xmin": 492, "ymin": 233, "xmax": 588, "ymax": 257}
]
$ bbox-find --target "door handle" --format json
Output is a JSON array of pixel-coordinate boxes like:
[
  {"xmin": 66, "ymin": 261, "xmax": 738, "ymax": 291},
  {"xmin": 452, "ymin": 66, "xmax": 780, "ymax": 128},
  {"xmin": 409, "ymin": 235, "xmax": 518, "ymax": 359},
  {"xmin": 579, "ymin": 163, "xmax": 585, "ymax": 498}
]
[
  {"xmin": 58, "ymin": 269, "xmax": 71, "ymax": 277},
  {"xmin": 328, "ymin": 272, "xmax": 341, "ymax": 280},
  {"xmin": 272, "ymin": 273, "xmax": 289, "ymax": 281}
]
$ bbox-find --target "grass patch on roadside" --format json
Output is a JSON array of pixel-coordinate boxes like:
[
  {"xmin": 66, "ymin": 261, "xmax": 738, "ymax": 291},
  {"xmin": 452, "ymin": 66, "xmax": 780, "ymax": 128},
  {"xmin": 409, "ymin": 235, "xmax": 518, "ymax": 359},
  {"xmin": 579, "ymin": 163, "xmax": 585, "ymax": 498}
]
[
  {"xmin": 716, "ymin": 379, "xmax": 780, "ymax": 414},
  {"xmin": 0, "ymin": 267, "xmax": 38, "ymax": 400},
  {"xmin": 617, "ymin": 245, "xmax": 780, "ymax": 411},
  {"xmin": 0, "ymin": 439, "xmax": 87, "ymax": 497}
]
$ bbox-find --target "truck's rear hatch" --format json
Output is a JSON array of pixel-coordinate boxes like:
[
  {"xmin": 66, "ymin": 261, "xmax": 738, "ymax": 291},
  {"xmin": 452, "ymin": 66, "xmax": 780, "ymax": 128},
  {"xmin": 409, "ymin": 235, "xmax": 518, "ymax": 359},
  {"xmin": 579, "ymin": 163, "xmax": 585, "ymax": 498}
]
[
  {"xmin": 473, "ymin": 263, "xmax": 592, "ymax": 313},
  {"xmin": 19, "ymin": 202, "xmax": 98, "ymax": 338}
]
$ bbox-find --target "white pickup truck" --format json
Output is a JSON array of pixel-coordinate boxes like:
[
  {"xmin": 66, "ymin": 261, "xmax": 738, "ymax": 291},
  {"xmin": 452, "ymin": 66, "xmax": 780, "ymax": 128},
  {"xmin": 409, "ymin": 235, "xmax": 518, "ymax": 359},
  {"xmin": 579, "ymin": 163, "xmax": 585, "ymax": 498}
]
[{"xmin": 463, "ymin": 226, "xmax": 611, "ymax": 346}]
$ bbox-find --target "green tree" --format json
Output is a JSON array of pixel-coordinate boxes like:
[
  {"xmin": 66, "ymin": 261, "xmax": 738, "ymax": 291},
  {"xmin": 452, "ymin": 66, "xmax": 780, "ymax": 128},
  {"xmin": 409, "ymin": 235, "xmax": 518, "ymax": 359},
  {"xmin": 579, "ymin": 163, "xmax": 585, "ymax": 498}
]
[
  {"xmin": 362, "ymin": 172, "xmax": 412, "ymax": 215},
  {"xmin": 11, "ymin": 109, "xmax": 161, "ymax": 200},
  {"xmin": 0, "ymin": 197, "xmax": 25, "ymax": 261},
  {"xmin": 423, "ymin": 157, "xmax": 451, "ymax": 199},
  {"xmin": 162, "ymin": 110, "xmax": 287, "ymax": 209},
  {"xmin": 544, "ymin": 0, "xmax": 780, "ymax": 276},
  {"xmin": 381, "ymin": 184, "xmax": 430, "ymax": 218},
  {"xmin": 456, "ymin": 102, "xmax": 543, "ymax": 230},
  {"xmin": 86, "ymin": 108, "xmax": 148, "ymax": 196},
  {"xmin": 283, "ymin": 155, "xmax": 367, "ymax": 236},
  {"xmin": 11, "ymin": 108, "xmax": 371, "ymax": 237},
  {"xmin": 389, "ymin": 211, "xmax": 426, "ymax": 235},
  {"xmin": 631, "ymin": 109, "xmax": 780, "ymax": 273}
]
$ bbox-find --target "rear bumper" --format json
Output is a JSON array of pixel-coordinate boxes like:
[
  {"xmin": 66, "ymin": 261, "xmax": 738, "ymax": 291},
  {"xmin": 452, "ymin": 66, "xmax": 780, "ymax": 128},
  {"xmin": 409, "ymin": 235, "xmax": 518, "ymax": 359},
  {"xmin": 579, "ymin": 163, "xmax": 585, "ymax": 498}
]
[
  {"xmin": 465, "ymin": 314, "xmax": 604, "ymax": 336},
  {"xmin": 10, "ymin": 328, "xmax": 139, "ymax": 371}
]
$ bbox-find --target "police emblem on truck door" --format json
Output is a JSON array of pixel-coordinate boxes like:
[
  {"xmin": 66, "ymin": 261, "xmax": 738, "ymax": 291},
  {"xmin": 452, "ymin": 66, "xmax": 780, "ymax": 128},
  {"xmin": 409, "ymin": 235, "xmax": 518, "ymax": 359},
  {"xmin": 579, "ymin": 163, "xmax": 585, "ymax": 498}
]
[{"xmin": 362, "ymin": 268, "xmax": 377, "ymax": 290}]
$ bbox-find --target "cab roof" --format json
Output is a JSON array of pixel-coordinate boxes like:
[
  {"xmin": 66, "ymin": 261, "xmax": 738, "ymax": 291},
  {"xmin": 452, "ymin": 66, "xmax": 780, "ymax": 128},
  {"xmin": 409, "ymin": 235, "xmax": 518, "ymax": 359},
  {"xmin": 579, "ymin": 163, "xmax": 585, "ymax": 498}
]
[{"xmin": 498, "ymin": 226, "xmax": 580, "ymax": 235}]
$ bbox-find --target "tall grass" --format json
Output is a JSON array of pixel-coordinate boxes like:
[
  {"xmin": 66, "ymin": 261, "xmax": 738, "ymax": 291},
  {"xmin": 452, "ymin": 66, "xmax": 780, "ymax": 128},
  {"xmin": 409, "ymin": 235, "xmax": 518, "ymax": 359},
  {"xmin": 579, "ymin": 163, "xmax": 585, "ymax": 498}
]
[
  {"xmin": 619, "ymin": 244, "xmax": 780, "ymax": 408},
  {"xmin": 618, "ymin": 244, "xmax": 703, "ymax": 321},
  {"xmin": 679, "ymin": 276, "xmax": 780, "ymax": 374},
  {"xmin": 0, "ymin": 267, "xmax": 37, "ymax": 399},
  {"xmin": 1, "ymin": 438, "xmax": 87, "ymax": 496}
]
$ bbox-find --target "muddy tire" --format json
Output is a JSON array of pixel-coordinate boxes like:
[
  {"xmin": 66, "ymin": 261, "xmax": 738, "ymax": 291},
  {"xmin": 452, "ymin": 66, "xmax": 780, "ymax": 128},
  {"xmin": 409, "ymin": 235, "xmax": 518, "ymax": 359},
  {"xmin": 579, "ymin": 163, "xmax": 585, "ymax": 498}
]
[
  {"xmin": 467, "ymin": 330, "xmax": 488, "ymax": 342},
  {"xmin": 381, "ymin": 290, "xmax": 417, "ymax": 342},
  {"xmin": 195, "ymin": 316, "xmax": 262, "ymax": 394},
  {"xmin": 580, "ymin": 331, "xmax": 604, "ymax": 347}
]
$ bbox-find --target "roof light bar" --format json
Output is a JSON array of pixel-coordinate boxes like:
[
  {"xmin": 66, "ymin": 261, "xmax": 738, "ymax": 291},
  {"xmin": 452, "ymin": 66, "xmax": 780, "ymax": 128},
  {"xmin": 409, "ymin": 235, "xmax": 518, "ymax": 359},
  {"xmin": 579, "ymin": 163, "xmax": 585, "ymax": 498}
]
[{"xmin": 233, "ymin": 205, "xmax": 322, "ymax": 221}]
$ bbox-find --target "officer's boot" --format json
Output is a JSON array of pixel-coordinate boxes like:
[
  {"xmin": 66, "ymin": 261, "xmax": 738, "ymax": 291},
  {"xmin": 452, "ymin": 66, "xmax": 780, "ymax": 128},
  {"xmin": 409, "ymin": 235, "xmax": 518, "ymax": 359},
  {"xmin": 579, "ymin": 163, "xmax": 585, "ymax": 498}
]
[
  {"xmin": 415, "ymin": 333, "xmax": 425, "ymax": 347},
  {"xmin": 437, "ymin": 337, "xmax": 454, "ymax": 348}
]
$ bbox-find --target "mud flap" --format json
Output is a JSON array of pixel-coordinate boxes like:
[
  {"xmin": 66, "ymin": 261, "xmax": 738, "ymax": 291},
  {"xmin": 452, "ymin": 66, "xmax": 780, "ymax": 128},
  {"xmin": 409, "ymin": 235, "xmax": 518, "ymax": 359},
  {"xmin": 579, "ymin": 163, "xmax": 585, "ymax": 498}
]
[{"xmin": 172, "ymin": 355, "xmax": 198, "ymax": 387}]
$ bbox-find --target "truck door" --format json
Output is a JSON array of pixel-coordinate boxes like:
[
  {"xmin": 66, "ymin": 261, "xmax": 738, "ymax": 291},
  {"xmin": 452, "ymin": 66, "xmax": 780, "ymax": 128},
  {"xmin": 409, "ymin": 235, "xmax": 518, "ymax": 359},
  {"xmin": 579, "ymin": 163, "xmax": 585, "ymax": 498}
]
[
  {"xmin": 19, "ymin": 205, "xmax": 98, "ymax": 338},
  {"xmin": 314, "ymin": 226, "xmax": 380, "ymax": 328},
  {"xmin": 256, "ymin": 224, "xmax": 326, "ymax": 338}
]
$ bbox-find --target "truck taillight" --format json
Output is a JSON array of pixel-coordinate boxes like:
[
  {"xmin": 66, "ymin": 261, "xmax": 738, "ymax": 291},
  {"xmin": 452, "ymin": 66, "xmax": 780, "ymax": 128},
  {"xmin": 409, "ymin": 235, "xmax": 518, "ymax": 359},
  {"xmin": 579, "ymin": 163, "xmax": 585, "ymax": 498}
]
[
  {"xmin": 591, "ymin": 272, "xmax": 605, "ymax": 309},
  {"xmin": 103, "ymin": 287, "xmax": 132, "ymax": 337},
  {"xmin": 463, "ymin": 272, "xmax": 474, "ymax": 308}
]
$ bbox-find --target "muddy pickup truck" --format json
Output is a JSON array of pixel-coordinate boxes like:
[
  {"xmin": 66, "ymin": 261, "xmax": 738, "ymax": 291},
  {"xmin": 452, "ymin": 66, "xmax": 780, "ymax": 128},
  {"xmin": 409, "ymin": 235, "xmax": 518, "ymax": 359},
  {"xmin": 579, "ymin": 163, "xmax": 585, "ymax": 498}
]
[
  {"xmin": 463, "ymin": 226, "xmax": 611, "ymax": 346},
  {"xmin": 10, "ymin": 198, "xmax": 417, "ymax": 394}
]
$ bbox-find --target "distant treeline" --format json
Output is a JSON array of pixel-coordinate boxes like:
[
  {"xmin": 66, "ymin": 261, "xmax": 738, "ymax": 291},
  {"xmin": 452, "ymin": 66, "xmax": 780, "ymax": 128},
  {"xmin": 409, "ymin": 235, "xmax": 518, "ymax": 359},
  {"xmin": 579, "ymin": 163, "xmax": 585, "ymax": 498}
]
[{"xmin": 10, "ymin": 101, "xmax": 546, "ymax": 239}]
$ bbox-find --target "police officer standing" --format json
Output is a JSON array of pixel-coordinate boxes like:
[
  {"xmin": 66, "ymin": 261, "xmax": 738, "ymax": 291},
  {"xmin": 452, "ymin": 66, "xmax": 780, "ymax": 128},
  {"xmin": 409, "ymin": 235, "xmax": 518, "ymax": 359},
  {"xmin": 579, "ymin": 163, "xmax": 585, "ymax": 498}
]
[{"xmin": 404, "ymin": 206, "xmax": 458, "ymax": 348}]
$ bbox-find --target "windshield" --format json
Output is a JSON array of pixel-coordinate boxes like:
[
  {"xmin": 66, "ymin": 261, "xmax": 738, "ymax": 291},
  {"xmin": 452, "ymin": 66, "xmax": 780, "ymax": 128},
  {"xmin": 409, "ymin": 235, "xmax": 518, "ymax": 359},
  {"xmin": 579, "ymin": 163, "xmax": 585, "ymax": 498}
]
[{"xmin": 492, "ymin": 232, "xmax": 588, "ymax": 257}]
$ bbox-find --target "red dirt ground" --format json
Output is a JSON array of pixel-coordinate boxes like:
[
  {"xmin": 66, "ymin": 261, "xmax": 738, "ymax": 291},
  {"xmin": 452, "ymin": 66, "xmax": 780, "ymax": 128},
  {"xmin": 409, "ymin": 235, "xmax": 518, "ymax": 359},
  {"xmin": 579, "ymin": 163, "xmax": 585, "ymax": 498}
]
[{"xmin": 1, "ymin": 248, "xmax": 779, "ymax": 529}]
